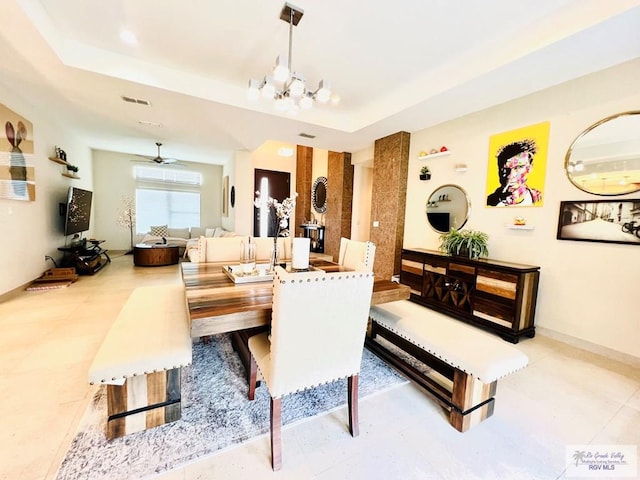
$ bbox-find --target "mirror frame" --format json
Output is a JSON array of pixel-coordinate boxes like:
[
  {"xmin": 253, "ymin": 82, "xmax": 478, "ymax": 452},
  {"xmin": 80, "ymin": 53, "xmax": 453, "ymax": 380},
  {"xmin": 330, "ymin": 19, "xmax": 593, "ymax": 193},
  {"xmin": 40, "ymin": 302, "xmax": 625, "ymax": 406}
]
[
  {"xmin": 312, "ymin": 176, "xmax": 328, "ymax": 213},
  {"xmin": 426, "ymin": 184, "xmax": 471, "ymax": 233},
  {"xmin": 564, "ymin": 110, "xmax": 640, "ymax": 196}
]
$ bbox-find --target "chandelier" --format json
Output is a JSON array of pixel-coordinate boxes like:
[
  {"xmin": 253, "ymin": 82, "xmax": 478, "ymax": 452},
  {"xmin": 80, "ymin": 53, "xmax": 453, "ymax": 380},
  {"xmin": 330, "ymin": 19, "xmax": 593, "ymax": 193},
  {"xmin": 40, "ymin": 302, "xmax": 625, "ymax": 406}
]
[{"xmin": 247, "ymin": 3, "xmax": 339, "ymax": 114}]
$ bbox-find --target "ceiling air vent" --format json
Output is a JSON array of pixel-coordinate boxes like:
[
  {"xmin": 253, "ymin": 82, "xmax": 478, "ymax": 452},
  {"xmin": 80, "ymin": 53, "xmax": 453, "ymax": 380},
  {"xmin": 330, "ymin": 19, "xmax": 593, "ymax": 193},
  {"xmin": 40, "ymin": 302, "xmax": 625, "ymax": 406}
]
[
  {"xmin": 121, "ymin": 95, "xmax": 151, "ymax": 106},
  {"xmin": 298, "ymin": 132, "xmax": 316, "ymax": 139}
]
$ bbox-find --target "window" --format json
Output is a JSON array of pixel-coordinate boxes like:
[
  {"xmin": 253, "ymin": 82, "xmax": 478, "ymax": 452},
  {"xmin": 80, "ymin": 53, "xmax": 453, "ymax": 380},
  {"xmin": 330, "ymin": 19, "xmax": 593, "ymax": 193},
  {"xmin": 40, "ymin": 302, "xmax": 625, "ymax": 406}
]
[{"xmin": 134, "ymin": 166, "xmax": 202, "ymax": 233}]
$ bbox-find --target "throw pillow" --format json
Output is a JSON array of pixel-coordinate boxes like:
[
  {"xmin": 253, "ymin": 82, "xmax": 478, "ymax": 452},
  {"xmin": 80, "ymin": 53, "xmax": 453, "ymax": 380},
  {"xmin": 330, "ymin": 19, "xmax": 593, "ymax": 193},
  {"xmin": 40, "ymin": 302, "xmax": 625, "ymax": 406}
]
[
  {"xmin": 205, "ymin": 228, "xmax": 216, "ymax": 238},
  {"xmin": 150, "ymin": 225, "xmax": 168, "ymax": 237}
]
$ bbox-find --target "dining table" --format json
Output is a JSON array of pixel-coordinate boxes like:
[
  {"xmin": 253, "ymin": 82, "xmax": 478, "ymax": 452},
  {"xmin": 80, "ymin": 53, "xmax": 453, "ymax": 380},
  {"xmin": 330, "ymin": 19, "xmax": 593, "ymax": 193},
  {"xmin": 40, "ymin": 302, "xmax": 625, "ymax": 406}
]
[
  {"xmin": 180, "ymin": 259, "xmax": 411, "ymax": 374},
  {"xmin": 181, "ymin": 259, "xmax": 410, "ymax": 337}
]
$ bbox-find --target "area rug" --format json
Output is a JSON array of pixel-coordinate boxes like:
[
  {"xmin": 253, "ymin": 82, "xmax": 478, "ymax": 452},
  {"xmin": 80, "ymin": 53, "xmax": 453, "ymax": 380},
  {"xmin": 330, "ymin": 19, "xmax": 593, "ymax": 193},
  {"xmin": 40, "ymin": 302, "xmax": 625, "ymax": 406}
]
[{"xmin": 56, "ymin": 334, "xmax": 407, "ymax": 479}]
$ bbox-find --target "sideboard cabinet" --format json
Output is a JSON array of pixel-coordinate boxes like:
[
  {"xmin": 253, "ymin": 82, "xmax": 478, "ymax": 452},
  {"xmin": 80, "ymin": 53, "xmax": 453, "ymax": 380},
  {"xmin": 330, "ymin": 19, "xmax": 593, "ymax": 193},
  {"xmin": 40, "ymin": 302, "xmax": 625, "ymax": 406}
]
[{"xmin": 400, "ymin": 248, "xmax": 540, "ymax": 343}]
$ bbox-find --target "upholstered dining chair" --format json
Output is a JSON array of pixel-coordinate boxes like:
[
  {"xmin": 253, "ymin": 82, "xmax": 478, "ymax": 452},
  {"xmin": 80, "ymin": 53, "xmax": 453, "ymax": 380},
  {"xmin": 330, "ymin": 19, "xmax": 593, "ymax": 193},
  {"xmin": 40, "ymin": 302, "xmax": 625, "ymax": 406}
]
[
  {"xmin": 338, "ymin": 237, "xmax": 376, "ymax": 271},
  {"xmin": 247, "ymin": 266, "xmax": 375, "ymax": 470}
]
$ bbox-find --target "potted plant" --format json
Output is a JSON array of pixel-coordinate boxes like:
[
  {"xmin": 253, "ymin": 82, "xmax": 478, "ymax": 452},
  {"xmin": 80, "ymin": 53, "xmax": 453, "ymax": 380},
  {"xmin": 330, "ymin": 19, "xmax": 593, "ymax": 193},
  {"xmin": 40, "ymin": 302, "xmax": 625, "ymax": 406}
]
[
  {"xmin": 438, "ymin": 229, "xmax": 489, "ymax": 259},
  {"xmin": 66, "ymin": 164, "xmax": 79, "ymax": 173},
  {"xmin": 419, "ymin": 165, "xmax": 431, "ymax": 180}
]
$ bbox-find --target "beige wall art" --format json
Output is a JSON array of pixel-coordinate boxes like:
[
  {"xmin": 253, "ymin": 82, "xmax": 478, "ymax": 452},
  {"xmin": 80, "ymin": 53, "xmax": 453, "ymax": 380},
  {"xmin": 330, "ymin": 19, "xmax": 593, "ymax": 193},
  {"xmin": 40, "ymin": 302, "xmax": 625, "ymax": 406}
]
[{"xmin": 1, "ymin": 103, "xmax": 35, "ymax": 201}]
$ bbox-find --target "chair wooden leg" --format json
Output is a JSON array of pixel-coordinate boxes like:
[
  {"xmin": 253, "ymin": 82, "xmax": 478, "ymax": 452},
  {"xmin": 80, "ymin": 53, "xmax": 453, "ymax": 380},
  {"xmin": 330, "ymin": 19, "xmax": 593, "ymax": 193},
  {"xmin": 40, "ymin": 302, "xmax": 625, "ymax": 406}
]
[
  {"xmin": 270, "ymin": 397, "xmax": 282, "ymax": 471},
  {"xmin": 248, "ymin": 354, "xmax": 257, "ymax": 400},
  {"xmin": 348, "ymin": 374, "xmax": 359, "ymax": 437}
]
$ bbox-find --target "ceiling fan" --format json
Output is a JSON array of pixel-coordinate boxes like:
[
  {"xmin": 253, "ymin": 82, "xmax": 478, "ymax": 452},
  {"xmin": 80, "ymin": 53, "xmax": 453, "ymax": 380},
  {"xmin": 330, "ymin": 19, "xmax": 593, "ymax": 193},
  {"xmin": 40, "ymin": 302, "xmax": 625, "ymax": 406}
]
[{"xmin": 135, "ymin": 142, "xmax": 183, "ymax": 166}]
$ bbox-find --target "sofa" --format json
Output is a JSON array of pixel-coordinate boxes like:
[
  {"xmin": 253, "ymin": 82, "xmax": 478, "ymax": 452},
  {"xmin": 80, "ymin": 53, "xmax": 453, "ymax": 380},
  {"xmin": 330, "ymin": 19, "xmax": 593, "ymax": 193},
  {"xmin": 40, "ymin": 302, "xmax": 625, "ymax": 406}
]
[
  {"xmin": 139, "ymin": 225, "xmax": 236, "ymax": 256},
  {"xmin": 186, "ymin": 236, "xmax": 292, "ymax": 263}
]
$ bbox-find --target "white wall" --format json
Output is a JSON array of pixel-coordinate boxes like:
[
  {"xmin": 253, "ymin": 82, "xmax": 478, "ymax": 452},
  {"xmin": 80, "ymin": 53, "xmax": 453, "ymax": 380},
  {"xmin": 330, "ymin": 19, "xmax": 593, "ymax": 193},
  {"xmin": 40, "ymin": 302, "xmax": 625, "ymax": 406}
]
[
  {"xmin": 0, "ymin": 84, "xmax": 93, "ymax": 294},
  {"xmin": 233, "ymin": 141, "xmax": 297, "ymax": 236},
  {"xmin": 221, "ymin": 159, "xmax": 235, "ymax": 233},
  {"xmin": 92, "ymin": 150, "xmax": 223, "ymax": 250},
  {"xmin": 403, "ymin": 58, "xmax": 640, "ymax": 359},
  {"xmin": 351, "ymin": 165, "xmax": 373, "ymax": 241}
]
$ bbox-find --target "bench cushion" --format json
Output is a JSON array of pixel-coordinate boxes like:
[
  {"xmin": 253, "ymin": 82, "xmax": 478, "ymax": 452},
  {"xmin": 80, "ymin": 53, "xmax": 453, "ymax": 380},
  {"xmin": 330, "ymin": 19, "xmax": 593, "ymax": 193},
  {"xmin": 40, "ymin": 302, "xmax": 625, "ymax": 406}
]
[
  {"xmin": 88, "ymin": 285, "xmax": 192, "ymax": 384},
  {"xmin": 369, "ymin": 300, "xmax": 528, "ymax": 383}
]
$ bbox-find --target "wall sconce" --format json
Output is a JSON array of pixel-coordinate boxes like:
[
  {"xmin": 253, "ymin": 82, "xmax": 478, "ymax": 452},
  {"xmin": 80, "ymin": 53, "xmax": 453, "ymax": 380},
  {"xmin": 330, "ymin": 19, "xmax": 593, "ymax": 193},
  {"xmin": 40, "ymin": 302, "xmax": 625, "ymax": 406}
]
[{"xmin": 454, "ymin": 164, "xmax": 468, "ymax": 172}]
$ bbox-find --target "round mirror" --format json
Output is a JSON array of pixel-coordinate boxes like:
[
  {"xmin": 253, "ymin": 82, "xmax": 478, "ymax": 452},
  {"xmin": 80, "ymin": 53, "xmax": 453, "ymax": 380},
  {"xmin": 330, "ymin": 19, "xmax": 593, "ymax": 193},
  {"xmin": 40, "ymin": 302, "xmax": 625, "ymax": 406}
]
[
  {"xmin": 312, "ymin": 176, "xmax": 327, "ymax": 213},
  {"xmin": 565, "ymin": 111, "xmax": 640, "ymax": 195},
  {"xmin": 426, "ymin": 184, "xmax": 471, "ymax": 233}
]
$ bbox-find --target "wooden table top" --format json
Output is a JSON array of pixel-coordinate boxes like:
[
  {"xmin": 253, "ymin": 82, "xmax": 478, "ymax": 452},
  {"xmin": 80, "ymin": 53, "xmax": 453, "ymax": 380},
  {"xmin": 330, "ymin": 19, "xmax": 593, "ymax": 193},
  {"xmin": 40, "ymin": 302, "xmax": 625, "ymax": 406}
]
[{"xmin": 181, "ymin": 260, "xmax": 410, "ymax": 337}]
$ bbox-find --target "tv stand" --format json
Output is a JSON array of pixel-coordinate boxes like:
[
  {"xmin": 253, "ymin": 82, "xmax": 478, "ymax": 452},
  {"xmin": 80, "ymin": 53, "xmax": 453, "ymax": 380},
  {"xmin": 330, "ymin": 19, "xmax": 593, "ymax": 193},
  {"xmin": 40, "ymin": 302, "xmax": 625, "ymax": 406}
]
[{"xmin": 58, "ymin": 242, "xmax": 110, "ymax": 275}]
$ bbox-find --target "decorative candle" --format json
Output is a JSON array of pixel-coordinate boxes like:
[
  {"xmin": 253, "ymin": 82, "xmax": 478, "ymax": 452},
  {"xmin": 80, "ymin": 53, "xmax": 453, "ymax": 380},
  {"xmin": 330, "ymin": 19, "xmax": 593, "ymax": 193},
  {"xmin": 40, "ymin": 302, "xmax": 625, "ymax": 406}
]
[{"xmin": 292, "ymin": 237, "xmax": 310, "ymax": 270}]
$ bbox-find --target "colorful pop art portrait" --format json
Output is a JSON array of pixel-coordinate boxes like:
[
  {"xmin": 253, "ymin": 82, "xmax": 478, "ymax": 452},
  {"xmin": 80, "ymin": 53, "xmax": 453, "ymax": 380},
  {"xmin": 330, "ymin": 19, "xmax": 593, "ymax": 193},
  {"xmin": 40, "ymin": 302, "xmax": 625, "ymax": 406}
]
[
  {"xmin": 1, "ymin": 103, "xmax": 35, "ymax": 201},
  {"xmin": 485, "ymin": 122, "xmax": 549, "ymax": 207}
]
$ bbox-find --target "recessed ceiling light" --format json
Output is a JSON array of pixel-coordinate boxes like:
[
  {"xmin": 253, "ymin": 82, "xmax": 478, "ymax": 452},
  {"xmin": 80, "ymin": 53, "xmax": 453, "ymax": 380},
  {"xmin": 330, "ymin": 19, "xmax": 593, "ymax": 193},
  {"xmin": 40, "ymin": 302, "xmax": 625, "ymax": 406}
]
[
  {"xmin": 278, "ymin": 147, "xmax": 294, "ymax": 157},
  {"xmin": 120, "ymin": 30, "xmax": 138, "ymax": 45}
]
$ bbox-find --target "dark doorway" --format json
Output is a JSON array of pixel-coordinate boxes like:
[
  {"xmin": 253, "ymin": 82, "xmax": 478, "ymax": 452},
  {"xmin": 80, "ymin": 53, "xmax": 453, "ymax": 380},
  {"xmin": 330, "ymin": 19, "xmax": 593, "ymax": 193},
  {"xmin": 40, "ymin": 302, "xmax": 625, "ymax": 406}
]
[{"xmin": 253, "ymin": 169, "xmax": 291, "ymax": 237}]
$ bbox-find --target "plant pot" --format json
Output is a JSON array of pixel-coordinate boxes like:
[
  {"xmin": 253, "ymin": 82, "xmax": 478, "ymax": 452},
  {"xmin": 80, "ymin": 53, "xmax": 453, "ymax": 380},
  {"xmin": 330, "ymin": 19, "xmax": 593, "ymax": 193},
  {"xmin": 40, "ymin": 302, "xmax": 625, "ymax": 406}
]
[{"xmin": 419, "ymin": 174, "xmax": 431, "ymax": 181}]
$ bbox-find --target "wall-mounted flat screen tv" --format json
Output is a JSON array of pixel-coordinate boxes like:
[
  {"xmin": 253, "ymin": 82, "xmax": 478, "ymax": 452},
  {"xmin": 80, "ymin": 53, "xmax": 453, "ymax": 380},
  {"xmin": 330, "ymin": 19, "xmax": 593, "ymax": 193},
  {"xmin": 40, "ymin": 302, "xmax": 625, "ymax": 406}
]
[{"xmin": 64, "ymin": 187, "xmax": 93, "ymax": 236}]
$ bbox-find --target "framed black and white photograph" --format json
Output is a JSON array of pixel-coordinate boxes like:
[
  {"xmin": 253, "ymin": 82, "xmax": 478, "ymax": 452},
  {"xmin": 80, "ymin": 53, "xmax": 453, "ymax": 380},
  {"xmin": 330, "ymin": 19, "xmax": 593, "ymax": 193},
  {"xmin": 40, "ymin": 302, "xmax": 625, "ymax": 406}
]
[{"xmin": 557, "ymin": 200, "xmax": 640, "ymax": 245}]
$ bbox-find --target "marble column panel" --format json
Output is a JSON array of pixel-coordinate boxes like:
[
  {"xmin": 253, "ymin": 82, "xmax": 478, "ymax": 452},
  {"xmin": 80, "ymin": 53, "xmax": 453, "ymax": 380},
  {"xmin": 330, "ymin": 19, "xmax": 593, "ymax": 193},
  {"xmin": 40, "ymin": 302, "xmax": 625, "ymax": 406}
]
[
  {"xmin": 370, "ymin": 131, "xmax": 410, "ymax": 279},
  {"xmin": 295, "ymin": 145, "xmax": 313, "ymax": 236},
  {"xmin": 325, "ymin": 151, "xmax": 353, "ymax": 261}
]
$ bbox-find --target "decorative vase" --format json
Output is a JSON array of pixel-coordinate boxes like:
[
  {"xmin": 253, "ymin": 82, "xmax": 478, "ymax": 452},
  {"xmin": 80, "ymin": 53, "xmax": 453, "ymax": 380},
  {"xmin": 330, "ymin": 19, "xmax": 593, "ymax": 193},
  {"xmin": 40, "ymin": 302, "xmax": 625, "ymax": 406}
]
[{"xmin": 270, "ymin": 237, "xmax": 279, "ymax": 272}]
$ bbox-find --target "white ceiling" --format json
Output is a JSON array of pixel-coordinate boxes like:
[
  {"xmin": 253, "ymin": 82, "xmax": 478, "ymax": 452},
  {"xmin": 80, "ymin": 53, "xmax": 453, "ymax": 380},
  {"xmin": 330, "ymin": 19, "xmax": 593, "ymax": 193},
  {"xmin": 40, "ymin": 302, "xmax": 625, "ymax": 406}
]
[{"xmin": 1, "ymin": 0, "xmax": 639, "ymax": 164}]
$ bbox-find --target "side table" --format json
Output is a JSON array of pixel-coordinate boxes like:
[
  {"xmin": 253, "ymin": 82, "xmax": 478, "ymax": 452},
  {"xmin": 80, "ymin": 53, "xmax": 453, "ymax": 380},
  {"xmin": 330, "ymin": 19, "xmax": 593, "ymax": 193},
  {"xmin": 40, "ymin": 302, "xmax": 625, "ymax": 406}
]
[{"xmin": 133, "ymin": 244, "xmax": 180, "ymax": 267}]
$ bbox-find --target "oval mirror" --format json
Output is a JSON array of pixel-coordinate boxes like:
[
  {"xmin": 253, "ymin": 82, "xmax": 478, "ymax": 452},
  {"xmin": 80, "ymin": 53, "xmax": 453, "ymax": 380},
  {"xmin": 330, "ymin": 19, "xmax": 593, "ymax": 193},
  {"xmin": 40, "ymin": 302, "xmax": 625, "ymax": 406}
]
[
  {"xmin": 565, "ymin": 111, "xmax": 640, "ymax": 195},
  {"xmin": 426, "ymin": 184, "xmax": 471, "ymax": 233},
  {"xmin": 312, "ymin": 176, "xmax": 327, "ymax": 213}
]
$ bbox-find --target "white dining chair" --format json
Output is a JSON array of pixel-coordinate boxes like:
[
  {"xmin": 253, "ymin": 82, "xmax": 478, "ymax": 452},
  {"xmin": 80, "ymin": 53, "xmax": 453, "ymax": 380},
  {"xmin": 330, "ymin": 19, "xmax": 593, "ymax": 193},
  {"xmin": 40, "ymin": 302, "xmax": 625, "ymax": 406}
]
[
  {"xmin": 338, "ymin": 237, "xmax": 376, "ymax": 271},
  {"xmin": 246, "ymin": 266, "xmax": 375, "ymax": 470}
]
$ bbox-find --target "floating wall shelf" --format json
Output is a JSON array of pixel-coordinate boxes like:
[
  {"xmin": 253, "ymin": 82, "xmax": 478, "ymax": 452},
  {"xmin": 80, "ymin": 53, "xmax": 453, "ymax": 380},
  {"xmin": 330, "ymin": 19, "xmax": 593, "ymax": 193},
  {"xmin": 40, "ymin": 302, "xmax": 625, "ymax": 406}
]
[
  {"xmin": 418, "ymin": 151, "xmax": 451, "ymax": 160},
  {"xmin": 48, "ymin": 156, "xmax": 68, "ymax": 166},
  {"xmin": 50, "ymin": 156, "xmax": 79, "ymax": 178},
  {"xmin": 506, "ymin": 224, "xmax": 534, "ymax": 230}
]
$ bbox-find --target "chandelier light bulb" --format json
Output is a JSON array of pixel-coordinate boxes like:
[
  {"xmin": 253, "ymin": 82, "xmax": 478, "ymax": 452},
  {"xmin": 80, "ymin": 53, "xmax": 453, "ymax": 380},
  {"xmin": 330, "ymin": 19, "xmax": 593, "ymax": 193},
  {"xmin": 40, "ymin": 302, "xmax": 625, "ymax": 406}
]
[
  {"xmin": 300, "ymin": 93, "xmax": 313, "ymax": 109},
  {"xmin": 330, "ymin": 94, "xmax": 341, "ymax": 105},
  {"xmin": 273, "ymin": 55, "xmax": 289, "ymax": 83},
  {"xmin": 289, "ymin": 73, "xmax": 305, "ymax": 96},
  {"xmin": 275, "ymin": 95, "xmax": 287, "ymax": 111},
  {"xmin": 262, "ymin": 76, "xmax": 276, "ymax": 98},
  {"xmin": 316, "ymin": 80, "xmax": 331, "ymax": 103}
]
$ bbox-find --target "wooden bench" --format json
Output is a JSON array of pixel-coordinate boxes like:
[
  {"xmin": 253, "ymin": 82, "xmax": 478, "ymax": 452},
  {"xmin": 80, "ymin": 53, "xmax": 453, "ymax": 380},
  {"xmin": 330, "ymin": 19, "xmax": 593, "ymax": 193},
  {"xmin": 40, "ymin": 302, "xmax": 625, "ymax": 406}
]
[
  {"xmin": 367, "ymin": 300, "xmax": 528, "ymax": 432},
  {"xmin": 88, "ymin": 285, "xmax": 192, "ymax": 439}
]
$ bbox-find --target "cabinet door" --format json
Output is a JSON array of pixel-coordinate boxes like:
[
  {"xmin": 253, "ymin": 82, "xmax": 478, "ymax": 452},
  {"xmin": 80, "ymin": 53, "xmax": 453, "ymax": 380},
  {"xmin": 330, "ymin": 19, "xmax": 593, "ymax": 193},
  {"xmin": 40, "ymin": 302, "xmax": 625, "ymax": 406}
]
[
  {"xmin": 472, "ymin": 269, "xmax": 519, "ymax": 329},
  {"xmin": 400, "ymin": 251, "xmax": 424, "ymax": 297},
  {"xmin": 420, "ymin": 256, "xmax": 473, "ymax": 314}
]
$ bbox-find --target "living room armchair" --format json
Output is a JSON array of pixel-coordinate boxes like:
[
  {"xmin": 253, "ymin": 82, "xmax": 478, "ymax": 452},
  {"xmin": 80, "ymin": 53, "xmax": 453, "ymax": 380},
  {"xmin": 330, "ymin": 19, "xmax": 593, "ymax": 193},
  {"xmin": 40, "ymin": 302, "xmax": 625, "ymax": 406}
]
[{"xmin": 247, "ymin": 266, "xmax": 375, "ymax": 470}]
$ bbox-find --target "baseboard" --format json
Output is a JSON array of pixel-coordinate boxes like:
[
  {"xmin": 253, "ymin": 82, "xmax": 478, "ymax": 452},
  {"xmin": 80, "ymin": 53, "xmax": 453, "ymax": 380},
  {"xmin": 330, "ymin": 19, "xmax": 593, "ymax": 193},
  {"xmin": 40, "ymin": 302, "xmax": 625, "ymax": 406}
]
[
  {"xmin": 537, "ymin": 326, "xmax": 640, "ymax": 368},
  {"xmin": 0, "ymin": 280, "xmax": 33, "ymax": 302}
]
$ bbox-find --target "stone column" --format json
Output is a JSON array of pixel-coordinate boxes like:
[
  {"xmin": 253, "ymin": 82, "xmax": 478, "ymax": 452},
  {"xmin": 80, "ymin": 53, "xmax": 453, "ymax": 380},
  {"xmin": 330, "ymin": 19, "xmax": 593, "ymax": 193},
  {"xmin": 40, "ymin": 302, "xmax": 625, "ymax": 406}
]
[
  {"xmin": 324, "ymin": 151, "xmax": 353, "ymax": 261},
  {"xmin": 295, "ymin": 145, "xmax": 313, "ymax": 236},
  {"xmin": 370, "ymin": 132, "xmax": 410, "ymax": 279}
]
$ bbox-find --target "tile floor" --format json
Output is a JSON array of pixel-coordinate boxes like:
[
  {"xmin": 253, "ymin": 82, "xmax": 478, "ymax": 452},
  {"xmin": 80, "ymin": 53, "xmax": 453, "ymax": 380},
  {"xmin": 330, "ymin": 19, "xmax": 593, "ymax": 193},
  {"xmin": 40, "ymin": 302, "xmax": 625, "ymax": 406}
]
[{"xmin": 0, "ymin": 254, "xmax": 638, "ymax": 480}]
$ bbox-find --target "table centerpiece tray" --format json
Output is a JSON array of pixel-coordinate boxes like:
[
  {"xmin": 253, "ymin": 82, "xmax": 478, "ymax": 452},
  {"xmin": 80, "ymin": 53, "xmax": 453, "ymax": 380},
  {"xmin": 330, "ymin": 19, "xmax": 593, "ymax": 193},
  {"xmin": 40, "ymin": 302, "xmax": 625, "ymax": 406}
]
[{"xmin": 223, "ymin": 264, "xmax": 321, "ymax": 283}]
